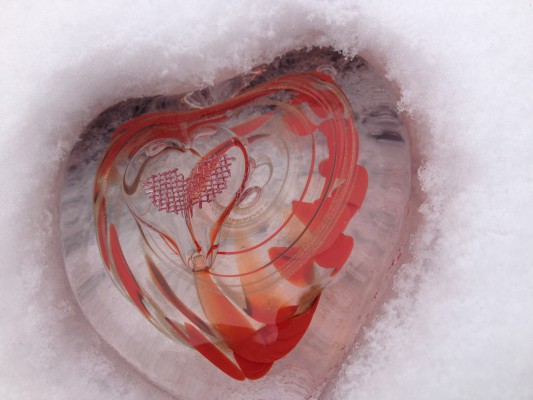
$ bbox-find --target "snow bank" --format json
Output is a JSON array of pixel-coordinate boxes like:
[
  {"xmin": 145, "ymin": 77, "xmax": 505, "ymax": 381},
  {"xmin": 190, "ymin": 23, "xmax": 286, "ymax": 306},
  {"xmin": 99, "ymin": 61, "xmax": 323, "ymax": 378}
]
[{"xmin": 1, "ymin": 1, "xmax": 532, "ymax": 399}]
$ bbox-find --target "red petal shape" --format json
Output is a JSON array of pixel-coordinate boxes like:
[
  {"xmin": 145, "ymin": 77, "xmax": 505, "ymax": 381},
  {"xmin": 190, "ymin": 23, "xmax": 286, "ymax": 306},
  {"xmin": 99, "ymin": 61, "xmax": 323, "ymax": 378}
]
[
  {"xmin": 291, "ymin": 198, "xmax": 332, "ymax": 234},
  {"xmin": 275, "ymin": 305, "xmax": 299, "ymax": 323},
  {"xmin": 233, "ymin": 353, "xmax": 273, "ymax": 380},
  {"xmin": 292, "ymin": 197, "xmax": 355, "ymax": 241},
  {"xmin": 314, "ymin": 233, "xmax": 354, "ymax": 270},
  {"xmin": 231, "ymin": 297, "xmax": 320, "ymax": 363},
  {"xmin": 331, "ymin": 165, "xmax": 368, "ymax": 212}
]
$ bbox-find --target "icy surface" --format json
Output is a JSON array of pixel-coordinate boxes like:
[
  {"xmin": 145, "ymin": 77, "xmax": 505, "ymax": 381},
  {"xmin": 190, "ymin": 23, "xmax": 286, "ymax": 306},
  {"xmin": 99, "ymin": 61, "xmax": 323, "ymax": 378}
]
[{"xmin": 1, "ymin": 1, "xmax": 532, "ymax": 399}]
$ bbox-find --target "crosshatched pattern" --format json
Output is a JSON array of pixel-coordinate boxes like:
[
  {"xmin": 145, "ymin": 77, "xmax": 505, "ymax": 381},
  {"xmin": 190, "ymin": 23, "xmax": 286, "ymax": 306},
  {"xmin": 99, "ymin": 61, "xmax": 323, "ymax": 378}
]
[
  {"xmin": 143, "ymin": 154, "xmax": 233, "ymax": 215},
  {"xmin": 142, "ymin": 168, "xmax": 187, "ymax": 214}
]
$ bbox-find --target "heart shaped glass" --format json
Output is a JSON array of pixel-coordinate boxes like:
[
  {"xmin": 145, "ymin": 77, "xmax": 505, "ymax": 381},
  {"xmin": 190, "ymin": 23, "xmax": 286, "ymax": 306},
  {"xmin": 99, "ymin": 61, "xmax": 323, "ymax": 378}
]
[
  {"xmin": 94, "ymin": 72, "xmax": 367, "ymax": 379},
  {"xmin": 60, "ymin": 47, "xmax": 412, "ymax": 398}
]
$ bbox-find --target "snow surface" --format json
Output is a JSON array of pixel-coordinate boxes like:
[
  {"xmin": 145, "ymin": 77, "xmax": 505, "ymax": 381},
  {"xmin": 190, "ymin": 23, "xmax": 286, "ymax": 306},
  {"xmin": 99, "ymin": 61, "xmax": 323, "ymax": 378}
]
[{"xmin": 1, "ymin": 1, "xmax": 532, "ymax": 399}]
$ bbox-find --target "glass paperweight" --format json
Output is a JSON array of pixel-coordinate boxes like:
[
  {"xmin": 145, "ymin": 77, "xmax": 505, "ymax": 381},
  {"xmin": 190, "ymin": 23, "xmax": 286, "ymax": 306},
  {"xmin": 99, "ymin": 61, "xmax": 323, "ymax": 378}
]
[{"xmin": 60, "ymin": 48, "xmax": 412, "ymax": 398}]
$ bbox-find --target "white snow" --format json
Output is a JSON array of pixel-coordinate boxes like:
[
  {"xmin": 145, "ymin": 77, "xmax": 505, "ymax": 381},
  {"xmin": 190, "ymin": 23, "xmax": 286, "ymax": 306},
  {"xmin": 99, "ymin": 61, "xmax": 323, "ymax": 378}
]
[{"xmin": 1, "ymin": 1, "xmax": 532, "ymax": 399}]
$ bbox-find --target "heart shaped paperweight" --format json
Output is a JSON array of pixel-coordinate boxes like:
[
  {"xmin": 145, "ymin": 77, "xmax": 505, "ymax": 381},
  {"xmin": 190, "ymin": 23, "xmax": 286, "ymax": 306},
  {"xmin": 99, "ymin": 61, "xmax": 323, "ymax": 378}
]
[{"xmin": 60, "ymin": 47, "xmax": 412, "ymax": 398}]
